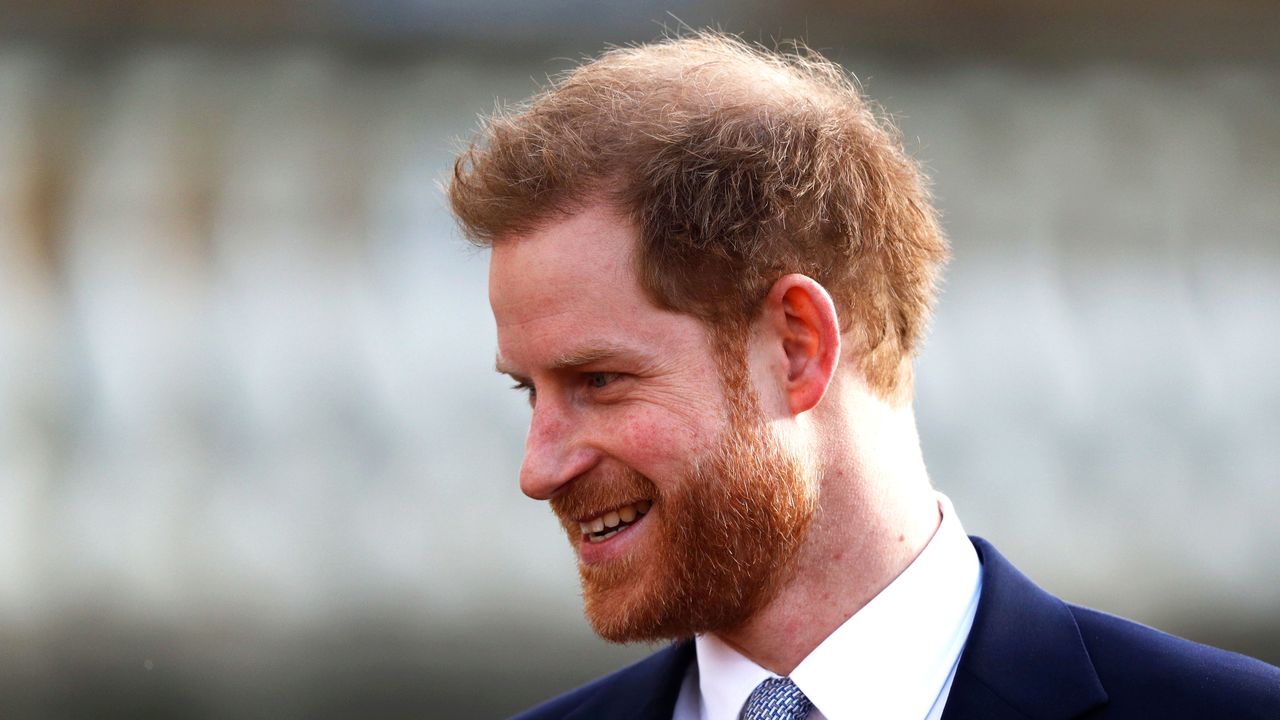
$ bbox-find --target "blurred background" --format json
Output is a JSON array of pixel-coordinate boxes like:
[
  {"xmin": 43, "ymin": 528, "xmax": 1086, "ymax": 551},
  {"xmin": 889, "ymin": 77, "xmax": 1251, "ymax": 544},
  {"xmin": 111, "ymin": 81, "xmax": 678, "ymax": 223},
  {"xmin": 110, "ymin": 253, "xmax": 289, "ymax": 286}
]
[{"xmin": 1, "ymin": 0, "xmax": 1277, "ymax": 717}]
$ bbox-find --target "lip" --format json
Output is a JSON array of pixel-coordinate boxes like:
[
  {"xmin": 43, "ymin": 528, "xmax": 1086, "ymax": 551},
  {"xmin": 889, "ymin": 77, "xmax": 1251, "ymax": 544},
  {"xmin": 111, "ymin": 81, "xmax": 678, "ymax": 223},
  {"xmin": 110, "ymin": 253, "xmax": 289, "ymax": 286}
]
[
  {"xmin": 572, "ymin": 501, "xmax": 647, "ymax": 526},
  {"xmin": 577, "ymin": 507, "xmax": 653, "ymax": 566}
]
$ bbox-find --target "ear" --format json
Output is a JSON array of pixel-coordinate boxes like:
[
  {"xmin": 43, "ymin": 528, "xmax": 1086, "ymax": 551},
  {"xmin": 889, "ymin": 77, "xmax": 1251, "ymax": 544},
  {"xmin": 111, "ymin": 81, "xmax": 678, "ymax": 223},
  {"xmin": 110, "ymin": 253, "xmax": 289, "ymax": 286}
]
[{"xmin": 760, "ymin": 274, "xmax": 841, "ymax": 415}]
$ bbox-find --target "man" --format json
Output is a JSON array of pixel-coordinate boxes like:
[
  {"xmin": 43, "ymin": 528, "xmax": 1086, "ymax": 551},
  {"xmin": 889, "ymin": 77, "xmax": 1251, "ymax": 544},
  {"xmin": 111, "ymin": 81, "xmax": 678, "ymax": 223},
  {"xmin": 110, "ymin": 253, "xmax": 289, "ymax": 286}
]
[{"xmin": 448, "ymin": 33, "xmax": 1280, "ymax": 719}]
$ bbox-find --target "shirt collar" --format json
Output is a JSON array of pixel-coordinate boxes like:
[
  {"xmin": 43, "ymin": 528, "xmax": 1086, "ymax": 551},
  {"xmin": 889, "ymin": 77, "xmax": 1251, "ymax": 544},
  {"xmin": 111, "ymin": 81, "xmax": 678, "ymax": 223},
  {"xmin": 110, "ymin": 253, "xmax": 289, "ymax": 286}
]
[
  {"xmin": 691, "ymin": 633, "xmax": 775, "ymax": 720},
  {"xmin": 692, "ymin": 493, "xmax": 981, "ymax": 720}
]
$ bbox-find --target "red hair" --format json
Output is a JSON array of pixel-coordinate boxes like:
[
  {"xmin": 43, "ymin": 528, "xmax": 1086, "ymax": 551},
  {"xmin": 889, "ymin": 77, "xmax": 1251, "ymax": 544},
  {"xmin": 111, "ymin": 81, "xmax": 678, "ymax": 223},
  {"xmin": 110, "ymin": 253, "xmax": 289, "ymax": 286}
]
[{"xmin": 449, "ymin": 32, "xmax": 948, "ymax": 402}]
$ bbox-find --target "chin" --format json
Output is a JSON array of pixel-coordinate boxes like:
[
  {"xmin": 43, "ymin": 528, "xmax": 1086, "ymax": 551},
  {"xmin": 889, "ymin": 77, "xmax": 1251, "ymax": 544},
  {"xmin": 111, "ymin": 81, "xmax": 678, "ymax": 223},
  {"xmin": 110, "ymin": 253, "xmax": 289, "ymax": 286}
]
[{"xmin": 562, "ymin": 377, "xmax": 821, "ymax": 643}]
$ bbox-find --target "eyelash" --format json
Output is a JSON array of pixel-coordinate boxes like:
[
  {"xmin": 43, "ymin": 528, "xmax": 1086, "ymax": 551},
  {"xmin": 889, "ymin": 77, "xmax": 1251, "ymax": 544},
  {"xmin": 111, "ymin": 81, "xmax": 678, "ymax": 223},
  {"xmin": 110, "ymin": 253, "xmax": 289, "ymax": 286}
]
[
  {"xmin": 511, "ymin": 381, "xmax": 536, "ymax": 402},
  {"xmin": 509, "ymin": 373, "xmax": 619, "ymax": 403},
  {"xmin": 585, "ymin": 372, "xmax": 617, "ymax": 389}
]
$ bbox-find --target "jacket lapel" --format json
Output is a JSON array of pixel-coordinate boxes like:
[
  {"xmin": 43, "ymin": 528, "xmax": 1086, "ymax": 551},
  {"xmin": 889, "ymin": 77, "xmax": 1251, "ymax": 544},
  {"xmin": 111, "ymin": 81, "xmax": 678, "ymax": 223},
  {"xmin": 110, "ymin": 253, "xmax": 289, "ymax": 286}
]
[
  {"xmin": 560, "ymin": 537, "xmax": 1107, "ymax": 720},
  {"xmin": 564, "ymin": 640, "xmax": 696, "ymax": 720},
  {"xmin": 942, "ymin": 537, "xmax": 1109, "ymax": 720}
]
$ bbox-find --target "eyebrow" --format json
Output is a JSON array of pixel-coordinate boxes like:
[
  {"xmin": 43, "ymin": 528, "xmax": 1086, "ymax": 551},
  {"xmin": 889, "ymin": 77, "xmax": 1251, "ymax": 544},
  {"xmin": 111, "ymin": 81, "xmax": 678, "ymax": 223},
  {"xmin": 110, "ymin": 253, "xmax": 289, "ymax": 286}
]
[{"xmin": 495, "ymin": 341, "xmax": 644, "ymax": 378}]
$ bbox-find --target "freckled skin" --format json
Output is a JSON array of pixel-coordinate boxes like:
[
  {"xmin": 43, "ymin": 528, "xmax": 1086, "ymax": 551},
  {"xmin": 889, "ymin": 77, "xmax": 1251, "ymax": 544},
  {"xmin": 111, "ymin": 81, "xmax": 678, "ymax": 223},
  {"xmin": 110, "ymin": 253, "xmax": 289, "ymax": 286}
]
[
  {"xmin": 489, "ymin": 201, "xmax": 943, "ymax": 673},
  {"xmin": 489, "ymin": 203, "xmax": 730, "ymax": 503},
  {"xmin": 489, "ymin": 203, "xmax": 825, "ymax": 643}
]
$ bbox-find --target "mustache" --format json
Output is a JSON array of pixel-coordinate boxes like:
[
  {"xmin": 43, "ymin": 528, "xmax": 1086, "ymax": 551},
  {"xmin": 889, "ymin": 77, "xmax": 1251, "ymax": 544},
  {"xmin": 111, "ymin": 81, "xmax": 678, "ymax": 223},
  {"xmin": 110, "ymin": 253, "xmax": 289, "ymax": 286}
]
[{"xmin": 549, "ymin": 465, "xmax": 656, "ymax": 524}]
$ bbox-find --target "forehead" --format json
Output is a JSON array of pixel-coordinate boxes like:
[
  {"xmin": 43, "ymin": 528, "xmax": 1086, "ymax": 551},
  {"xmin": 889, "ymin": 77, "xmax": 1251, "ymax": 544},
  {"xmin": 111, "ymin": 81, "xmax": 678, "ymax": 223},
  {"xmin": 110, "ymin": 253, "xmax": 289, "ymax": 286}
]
[
  {"xmin": 488, "ymin": 203, "xmax": 705, "ymax": 373},
  {"xmin": 488, "ymin": 204, "xmax": 636, "ymax": 311}
]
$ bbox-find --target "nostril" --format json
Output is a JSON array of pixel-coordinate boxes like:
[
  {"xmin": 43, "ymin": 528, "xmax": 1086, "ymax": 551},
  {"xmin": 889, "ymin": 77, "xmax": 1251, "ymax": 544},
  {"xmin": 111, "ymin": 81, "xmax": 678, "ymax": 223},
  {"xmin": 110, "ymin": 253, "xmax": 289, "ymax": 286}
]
[
  {"xmin": 519, "ymin": 399, "xmax": 601, "ymax": 500},
  {"xmin": 520, "ymin": 449, "xmax": 601, "ymax": 502},
  {"xmin": 520, "ymin": 407, "xmax": 567, "ymax": 500},
  {"xmin": 519, "ymin": 455, "xmax": 561, "ymax": 501}
]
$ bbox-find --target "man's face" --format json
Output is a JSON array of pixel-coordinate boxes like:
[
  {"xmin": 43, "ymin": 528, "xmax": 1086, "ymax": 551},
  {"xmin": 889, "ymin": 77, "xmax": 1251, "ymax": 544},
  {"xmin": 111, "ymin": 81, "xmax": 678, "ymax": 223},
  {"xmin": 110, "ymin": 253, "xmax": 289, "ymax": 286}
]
[{"xmin": 489, "ymin": 202, "xmax": 816, "ymax": 642}]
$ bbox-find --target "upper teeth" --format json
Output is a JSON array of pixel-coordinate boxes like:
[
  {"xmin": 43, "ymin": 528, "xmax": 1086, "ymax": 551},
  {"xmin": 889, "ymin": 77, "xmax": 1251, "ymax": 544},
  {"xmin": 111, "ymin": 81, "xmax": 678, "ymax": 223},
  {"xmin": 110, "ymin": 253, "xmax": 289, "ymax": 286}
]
[{"xmin": 579, "ymin": 500, "xmax": 652, "ymax": 538}]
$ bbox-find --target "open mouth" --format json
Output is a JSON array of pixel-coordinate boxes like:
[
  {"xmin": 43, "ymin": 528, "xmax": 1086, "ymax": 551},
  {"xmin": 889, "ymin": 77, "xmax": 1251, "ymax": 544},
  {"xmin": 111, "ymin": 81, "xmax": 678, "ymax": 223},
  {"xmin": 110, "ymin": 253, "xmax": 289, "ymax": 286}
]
[{"xmin": 578, "ymin": 500, "xmax": 652, "ymax": 543}]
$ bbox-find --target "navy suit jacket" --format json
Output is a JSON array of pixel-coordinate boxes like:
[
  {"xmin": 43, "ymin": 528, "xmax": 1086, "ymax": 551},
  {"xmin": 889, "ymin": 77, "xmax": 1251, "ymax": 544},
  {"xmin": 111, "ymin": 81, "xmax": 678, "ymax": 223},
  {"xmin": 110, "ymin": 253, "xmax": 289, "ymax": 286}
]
[{"xmin": 514, "ymin": 537, "xmax": 1280, "ymax": 719}]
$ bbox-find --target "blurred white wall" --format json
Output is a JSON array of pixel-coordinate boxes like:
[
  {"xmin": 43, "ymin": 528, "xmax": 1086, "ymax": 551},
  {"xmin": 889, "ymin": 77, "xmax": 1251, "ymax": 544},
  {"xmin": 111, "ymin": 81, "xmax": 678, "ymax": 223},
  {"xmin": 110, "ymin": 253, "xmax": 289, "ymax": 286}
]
[{"xmin": 0, "ymin": 34, "xmax": 1276, "ymax": 718}]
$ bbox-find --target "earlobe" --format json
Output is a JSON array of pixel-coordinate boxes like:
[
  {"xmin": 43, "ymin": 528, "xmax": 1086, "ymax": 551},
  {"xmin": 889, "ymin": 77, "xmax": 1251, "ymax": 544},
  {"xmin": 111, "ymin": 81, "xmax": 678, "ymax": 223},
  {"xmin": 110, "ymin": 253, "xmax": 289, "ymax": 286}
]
[{"xmin": 765, "ymin": 274, "xmax": 841, "ymax": 416}]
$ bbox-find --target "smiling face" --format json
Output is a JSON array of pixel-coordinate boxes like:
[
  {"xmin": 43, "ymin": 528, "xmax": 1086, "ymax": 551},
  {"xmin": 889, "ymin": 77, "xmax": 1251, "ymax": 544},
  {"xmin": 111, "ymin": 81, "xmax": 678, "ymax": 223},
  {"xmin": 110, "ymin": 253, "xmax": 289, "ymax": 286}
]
[{"xmin": 490, "ymin": 202, "xmax": 817, "ymax": 642}]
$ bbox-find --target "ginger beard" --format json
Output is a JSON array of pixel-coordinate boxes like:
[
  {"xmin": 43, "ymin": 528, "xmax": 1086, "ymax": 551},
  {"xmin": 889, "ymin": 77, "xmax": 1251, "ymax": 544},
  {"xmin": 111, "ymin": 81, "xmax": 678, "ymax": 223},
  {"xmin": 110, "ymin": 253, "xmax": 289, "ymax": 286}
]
[{"xmin": 549, "ymin": 345, "xmax": 818, "ymax": 643}]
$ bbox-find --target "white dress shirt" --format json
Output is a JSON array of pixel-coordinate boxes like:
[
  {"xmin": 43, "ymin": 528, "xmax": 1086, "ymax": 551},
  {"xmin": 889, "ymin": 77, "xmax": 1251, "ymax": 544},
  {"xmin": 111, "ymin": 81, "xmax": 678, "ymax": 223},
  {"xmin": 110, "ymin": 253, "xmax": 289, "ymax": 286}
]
[{"xmin": 672, "ymin": 493, "xmax": 982, "ymax": 720}]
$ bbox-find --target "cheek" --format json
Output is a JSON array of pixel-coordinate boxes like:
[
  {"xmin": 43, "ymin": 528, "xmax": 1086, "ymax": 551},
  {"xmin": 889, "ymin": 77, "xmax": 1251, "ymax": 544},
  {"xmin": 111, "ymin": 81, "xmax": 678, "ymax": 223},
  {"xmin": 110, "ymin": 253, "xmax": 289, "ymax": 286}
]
[
  {"xmin": 608, "ymin": 406, "xmax": 720, "ymax": 473},
  {"xmin": 614, "ymin": 414, "xmax": 673, "ymax": 462}
]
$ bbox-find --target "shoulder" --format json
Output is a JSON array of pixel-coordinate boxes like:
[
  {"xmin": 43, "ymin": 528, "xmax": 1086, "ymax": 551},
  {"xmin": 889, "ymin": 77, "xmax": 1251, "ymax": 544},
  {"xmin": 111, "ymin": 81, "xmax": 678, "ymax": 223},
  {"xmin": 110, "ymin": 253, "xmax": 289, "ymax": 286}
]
[
  {"xmin": 1068, "ymin": 605, "xmax": 1280, "ymax": 718},
  {"xmin": 512, "ymin": 641, "xmax": 694, "ymax": 720},
  {"xmin": 955, "ymin": 537, "xmax": 1280, "ymax": 720},
  {"xmin": 510, "ymin": 671, "xmax": 618, "ymax": 720}
]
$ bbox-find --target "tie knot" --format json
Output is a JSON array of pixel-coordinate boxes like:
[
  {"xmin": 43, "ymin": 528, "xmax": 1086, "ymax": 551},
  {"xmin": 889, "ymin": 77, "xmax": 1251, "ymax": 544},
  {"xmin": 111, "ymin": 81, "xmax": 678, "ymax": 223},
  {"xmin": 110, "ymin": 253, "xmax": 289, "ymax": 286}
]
[{"xmin": 741, "ymin": 677, "xmax": 812, "ymax": 720}]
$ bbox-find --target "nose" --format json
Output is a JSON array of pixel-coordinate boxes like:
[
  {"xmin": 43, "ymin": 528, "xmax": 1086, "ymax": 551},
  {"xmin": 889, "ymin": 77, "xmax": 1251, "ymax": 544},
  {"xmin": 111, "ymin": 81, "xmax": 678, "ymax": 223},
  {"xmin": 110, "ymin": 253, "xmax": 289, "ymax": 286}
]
[{"xmin": 519, "ymin": 399, "xmax": 598, "ymax": 500}]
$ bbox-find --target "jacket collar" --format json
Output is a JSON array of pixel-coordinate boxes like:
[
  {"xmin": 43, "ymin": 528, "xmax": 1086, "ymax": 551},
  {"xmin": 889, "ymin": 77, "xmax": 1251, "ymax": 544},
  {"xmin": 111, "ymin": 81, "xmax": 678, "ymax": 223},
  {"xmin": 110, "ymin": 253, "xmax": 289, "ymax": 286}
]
[
  {"xmin": 941, "ymin": 537, "xmax": 1108, "ymax": 720},
  {"xmin": 563, "ymin": 640, "xmax": 695, "ymax": 720},
  {"xmin": 558, "ymin": 537, "xmax": 1108, "ymax": 720}
]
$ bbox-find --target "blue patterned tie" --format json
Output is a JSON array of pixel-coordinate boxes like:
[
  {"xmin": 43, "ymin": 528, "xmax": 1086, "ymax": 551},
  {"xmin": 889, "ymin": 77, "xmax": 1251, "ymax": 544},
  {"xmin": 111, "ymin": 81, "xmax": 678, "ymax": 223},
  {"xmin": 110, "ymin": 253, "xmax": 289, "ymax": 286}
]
[{"xmin": 740, "ymin": 677, "xmax": 813, "ymax": 720}]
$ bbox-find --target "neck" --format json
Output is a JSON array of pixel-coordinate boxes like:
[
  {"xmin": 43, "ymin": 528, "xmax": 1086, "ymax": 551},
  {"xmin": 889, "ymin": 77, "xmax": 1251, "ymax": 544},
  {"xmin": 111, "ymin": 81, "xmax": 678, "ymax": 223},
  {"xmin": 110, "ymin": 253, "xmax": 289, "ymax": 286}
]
[{"xmin": 712, "ymin": 385, "xmax": 941, "ymax": 675}]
